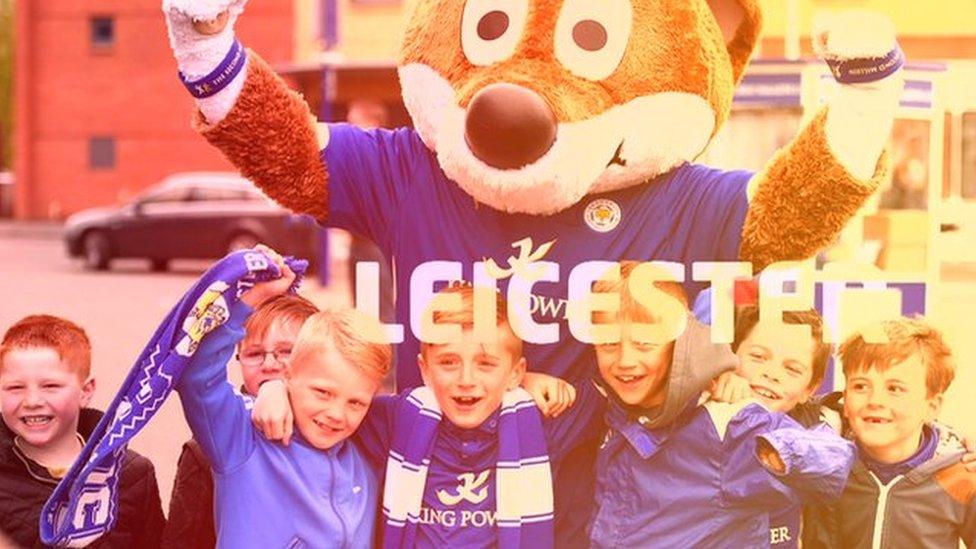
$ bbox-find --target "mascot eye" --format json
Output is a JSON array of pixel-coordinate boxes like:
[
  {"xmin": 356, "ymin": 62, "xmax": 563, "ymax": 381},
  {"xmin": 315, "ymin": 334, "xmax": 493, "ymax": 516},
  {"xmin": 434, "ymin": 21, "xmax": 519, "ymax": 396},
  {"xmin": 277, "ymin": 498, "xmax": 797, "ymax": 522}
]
[
  {"xmin": 555, "ymin": 0, "xmax": 632, "ymax": 81},
  {"xmin": 573, "ymin": 20, "xmax": 607, "ymax": 52},
  {"xmin": 462, "ymin": 0, "xmax": 529, "ymax": 67}
]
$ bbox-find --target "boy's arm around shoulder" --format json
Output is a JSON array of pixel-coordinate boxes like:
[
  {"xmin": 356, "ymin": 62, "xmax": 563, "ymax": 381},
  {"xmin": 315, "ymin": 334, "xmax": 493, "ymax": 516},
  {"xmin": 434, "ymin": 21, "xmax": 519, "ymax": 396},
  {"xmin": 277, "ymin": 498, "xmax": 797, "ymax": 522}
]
[
  {"xmin": 352, "ymin": 394, "xmax": 400, "ymax": 470},
  {"xmin": 543, "ymin": 379, "xmax": 607, "ymax": 460},
  {"xmin": 176, "ymin": 299, "xmax": 256, "ymax": 473},
  {"xmin": 757, "ymin": 420, "xmax": 855, "ymax": 504}
]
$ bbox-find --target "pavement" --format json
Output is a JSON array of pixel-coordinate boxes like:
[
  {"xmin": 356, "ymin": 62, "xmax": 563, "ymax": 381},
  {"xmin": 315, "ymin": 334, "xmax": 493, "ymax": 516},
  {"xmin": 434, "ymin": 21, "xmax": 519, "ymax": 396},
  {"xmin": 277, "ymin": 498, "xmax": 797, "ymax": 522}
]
[{"xmin": 0, "ymin": 220, "xmax": 63, "ymax": 239}]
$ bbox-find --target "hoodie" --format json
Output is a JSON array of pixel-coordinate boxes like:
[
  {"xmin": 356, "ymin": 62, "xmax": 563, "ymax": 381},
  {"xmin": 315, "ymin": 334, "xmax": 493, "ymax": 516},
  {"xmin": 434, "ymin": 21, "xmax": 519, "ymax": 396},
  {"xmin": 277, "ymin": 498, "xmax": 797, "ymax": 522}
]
[
  {"xmin": 589, "ymin": 315, "xmax": 855, "ymax": 548},
  {"xmin": 805, "ymin": 422, "xmax": 976, "ymax": 548}
]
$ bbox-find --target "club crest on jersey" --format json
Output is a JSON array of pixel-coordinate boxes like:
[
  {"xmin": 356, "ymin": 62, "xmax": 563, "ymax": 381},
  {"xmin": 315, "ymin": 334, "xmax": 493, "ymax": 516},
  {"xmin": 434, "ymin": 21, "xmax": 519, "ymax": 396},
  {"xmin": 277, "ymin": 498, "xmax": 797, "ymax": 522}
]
[{"xmin": 584, "ymin": 199, "xmax": 621, "ymax": 233}]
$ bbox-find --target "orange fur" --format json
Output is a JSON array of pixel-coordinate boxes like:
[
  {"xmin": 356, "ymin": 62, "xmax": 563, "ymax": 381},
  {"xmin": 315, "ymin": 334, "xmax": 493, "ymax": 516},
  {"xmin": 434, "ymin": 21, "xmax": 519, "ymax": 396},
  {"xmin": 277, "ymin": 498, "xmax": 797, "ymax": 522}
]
[
  {"xmin": 194, "ymin": 52, "xmax": 329, "ymax": 222},
  {"xmin": 740, "ymin": 109, "xmax": 890, "ymax": 272}
]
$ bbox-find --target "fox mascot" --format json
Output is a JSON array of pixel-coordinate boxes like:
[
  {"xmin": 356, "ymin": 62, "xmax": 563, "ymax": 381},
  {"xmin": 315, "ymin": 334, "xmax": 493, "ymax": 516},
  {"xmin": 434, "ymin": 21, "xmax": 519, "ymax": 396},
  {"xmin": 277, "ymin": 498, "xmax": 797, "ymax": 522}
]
[{"xmin": 163, "ymin": 0, "xmax": 902, "ymax": 546}]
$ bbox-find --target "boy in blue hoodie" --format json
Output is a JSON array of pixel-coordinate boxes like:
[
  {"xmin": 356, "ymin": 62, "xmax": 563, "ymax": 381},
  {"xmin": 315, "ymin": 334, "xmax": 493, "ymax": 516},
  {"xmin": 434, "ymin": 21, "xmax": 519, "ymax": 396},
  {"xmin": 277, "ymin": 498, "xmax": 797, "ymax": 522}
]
[
  {"xmin": 176, "ymin": 247, "xmax": 391, "ymax": 548},
  {"xmin": 587, "ymin": 262, "xmax": 856, "ymax": 548}
]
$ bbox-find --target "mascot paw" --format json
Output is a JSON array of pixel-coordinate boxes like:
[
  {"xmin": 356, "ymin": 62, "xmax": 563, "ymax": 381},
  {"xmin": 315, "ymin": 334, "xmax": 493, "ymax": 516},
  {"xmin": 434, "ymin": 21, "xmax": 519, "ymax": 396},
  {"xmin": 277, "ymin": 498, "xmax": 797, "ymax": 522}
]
[
  {"xmin": 163, "ymin": 0, "xmax": 248, "ymax": 77},
  {"xmin": 162, "ymin": 0, "xmax": 247, "ymax": 22},
  {"xmin": 814, "ymin": 11, "xmax": 902, "ymax": 90},
  {"xmin": 813, "ymin": 11, "xmax": 897, "ymax": 61}
]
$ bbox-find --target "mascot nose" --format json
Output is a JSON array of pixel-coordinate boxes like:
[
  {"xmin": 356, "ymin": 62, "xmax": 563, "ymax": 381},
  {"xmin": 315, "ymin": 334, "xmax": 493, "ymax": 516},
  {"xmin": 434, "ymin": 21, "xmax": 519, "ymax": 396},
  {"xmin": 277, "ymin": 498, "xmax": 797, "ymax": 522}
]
[{"xmin": 464, "ymin": 83, "xmax": 557, "ymax": 170}]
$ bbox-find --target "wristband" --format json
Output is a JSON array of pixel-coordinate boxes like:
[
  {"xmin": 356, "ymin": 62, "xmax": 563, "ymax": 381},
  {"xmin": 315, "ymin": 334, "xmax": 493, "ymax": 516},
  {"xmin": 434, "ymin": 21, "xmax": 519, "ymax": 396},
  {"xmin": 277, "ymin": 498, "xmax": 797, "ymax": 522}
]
[
  {"xmin": 825, "ymin": 45, "xmax": 905, "ymax": 85},
  {"xmin": 179, "ymin": 39, "xmax": 247, "ymax": 98}
]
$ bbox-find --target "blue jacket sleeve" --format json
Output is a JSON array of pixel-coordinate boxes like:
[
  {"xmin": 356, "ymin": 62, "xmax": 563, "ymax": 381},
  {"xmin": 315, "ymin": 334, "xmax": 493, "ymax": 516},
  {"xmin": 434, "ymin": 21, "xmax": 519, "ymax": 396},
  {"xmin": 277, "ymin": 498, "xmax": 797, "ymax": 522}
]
[
  {"xmin": 756, "ymin": 421, "xmax": 855, "ymax": 504},
  {"xmin": 543, "ymin": 380, "xmax": 607, "ymax": 461},
  {"xmin": 324, "ymin": 124, "xmax": 429, "ymax": 252},
  {"xmin": 175, "ymin": 300, "xmax": 256, "ymax": 473}
]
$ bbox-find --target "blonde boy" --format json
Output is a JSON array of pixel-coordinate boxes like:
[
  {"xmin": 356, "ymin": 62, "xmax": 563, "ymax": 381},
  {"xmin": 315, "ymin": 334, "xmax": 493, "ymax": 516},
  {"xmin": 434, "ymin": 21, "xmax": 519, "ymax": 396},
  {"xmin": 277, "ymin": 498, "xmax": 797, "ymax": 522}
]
[
  {"xmin": 829, "ymin": 317, "xmax": 976, "ymax": 547},
  {"xmin": 175, "ymin": 250, "xmax": 391, "ymax": 548},
  {"xmin": 0, "ymin": 315, "xmax": 165, "ymax": 547}
]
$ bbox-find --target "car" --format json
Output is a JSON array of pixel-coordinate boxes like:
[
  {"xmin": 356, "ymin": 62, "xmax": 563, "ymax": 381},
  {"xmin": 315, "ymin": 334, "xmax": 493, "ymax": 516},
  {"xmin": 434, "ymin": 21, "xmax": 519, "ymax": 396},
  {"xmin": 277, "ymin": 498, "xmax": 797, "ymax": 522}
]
[{"xmin": 64, "ymin": 172, "xmax": 320, "ymax": 271}]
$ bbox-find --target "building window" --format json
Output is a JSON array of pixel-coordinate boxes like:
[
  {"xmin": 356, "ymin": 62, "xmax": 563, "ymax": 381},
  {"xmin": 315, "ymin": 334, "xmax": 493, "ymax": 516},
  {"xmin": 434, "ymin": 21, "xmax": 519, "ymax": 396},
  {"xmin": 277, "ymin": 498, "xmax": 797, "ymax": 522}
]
[
  {"xmin": 89, "ymin": 137, "xmax": 116, "ymax": 170},
  {"xmin": 90, "ymin": 16, "xmax": 115, "ymax": 49}
]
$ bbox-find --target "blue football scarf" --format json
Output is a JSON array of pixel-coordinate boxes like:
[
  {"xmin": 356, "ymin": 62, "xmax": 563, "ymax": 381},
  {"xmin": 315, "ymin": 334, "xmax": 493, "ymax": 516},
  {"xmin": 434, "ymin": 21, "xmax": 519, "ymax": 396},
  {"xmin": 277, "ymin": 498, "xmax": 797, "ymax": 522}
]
[
  {"xmin": 40, "ymin": 250, "xmax": 307, "ymax": 547},
  {"xmin": 382, "ymin": 386, "xmax": 554, "ymax": 549}
]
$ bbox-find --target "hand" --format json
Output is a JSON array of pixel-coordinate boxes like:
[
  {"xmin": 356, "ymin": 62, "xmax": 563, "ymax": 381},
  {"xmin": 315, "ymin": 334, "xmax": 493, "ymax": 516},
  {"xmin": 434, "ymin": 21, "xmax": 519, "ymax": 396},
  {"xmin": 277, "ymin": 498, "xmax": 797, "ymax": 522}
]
[
  {"xmin": 757, "ymin": 437, "xmax": 787, "ymax": 475},
  {"xmin": 162, "ymin": 0, "xmax": 249, "ymax": 77},
  {"xmin": 522, "ymin": 372, "xmax": 576, "ymax": 418},
  {"xmin": 240, "ymin": 245, "xmax": 296, "ymax": 308},
  {"xmin": 814, "ymin": 11, "xmax": 896, "ymax": 63},
  {"xmin": 252, "ymin": 379, "xmax": 293, "ymax": 445},
  {"xmin": 813, "ymin": 11, "xmax": 903, "ymax": 91},
  {"xmin": 709, "ymin": 371, "xmax": 751, "ymax": 404},
  {"xmin": 193, "ymin": 11, "xmax": 232, "ymax": 35}
]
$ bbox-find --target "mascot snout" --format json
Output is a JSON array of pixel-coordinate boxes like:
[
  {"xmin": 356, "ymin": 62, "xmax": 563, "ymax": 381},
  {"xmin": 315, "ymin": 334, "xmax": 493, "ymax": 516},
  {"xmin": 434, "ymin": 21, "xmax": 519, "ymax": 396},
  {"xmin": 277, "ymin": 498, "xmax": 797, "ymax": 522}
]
[{"xmin": 464, "ymin": 83, "xmax": 557, "ymax": 170}]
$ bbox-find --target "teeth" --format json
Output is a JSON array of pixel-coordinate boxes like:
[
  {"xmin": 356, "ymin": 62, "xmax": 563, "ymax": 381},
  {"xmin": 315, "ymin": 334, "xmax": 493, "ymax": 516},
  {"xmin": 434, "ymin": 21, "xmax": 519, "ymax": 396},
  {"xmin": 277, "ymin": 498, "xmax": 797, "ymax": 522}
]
[
  {"xmin": 22, "ymin": 416, "xmax": 52, "ymax": 426},
  {"xmin": 753, "ymin": 388, "xmax": 780, "ymax": 400},
  {"xmin": 454, "ymin": 397, "xmax": 479, "ymax": 404},
  {"xmin": 617, "ymin": 375, "xmax": 642, "ymax": 383}
]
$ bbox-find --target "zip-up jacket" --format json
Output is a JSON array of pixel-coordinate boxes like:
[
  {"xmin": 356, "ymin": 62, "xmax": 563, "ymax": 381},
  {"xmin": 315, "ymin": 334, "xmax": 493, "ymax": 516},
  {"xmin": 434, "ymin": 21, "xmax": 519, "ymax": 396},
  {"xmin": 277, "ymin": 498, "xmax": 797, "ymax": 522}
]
[
  {"xmin": 0, "ymin": 408, "xmax": 165, "ymax": 548},
  {"xmin": 175, "ymin": 300, "xmax": 378, "ymax": 549},
  {"xmin": 590, "ymin": 315, "xmax": 856, "ymax": 547},
  {"xmin": 816, "ymin": 423, "xmax": 976, "ymax": 548}
]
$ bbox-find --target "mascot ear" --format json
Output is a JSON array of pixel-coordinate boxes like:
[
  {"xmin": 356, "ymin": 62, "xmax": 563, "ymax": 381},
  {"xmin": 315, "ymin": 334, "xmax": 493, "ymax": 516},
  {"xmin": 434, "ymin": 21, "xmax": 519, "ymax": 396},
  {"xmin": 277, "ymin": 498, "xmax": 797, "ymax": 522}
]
[{"xmin": 707, "ymin": 0, "xmax": 763, "ymax": 84}]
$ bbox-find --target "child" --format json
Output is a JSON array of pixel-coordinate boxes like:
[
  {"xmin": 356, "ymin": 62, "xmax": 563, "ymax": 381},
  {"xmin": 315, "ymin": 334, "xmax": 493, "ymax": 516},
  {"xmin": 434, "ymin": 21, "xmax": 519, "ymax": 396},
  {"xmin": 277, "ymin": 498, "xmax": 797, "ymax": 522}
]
[
  {"xmin": 0, "ymin": 315, "xmax": 166, "ymax": 547},
  {"xmin": 825, "ymin": 317, "xmax": 976, "ymax": 547},
  {"xmin": 731, "ymin": 304, "xmax": 836, "ymax": 548},
  {"xmin": 162, "ymin": 294, "xmax": 318, "ymax": 548},
  {"xmin": 254, "ymin": 283, "xmax": 605, "ymax": 548},
  {"xmin": 175, "ymin": 248, "xmax": 391, "ymax": 547},
  {"xmin": 587, "ymin": 262, "xmax": 855, "ymax": 547}
]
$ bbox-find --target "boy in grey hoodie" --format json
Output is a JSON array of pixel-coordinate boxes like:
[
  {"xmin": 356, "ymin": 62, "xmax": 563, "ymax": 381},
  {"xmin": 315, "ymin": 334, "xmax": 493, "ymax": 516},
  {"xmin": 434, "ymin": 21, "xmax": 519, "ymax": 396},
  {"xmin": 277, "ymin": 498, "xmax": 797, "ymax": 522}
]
[{"xmin": 817, "ymin": 317, "xmax": 976, "ymax": 548}]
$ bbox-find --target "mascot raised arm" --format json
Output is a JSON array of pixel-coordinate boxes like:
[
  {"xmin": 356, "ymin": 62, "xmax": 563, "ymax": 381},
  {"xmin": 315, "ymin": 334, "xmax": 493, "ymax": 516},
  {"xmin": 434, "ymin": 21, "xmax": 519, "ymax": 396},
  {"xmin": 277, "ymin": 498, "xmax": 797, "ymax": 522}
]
[{"xmin": 163, "ymin": 0, "xmax": 901, "ymax": 544}]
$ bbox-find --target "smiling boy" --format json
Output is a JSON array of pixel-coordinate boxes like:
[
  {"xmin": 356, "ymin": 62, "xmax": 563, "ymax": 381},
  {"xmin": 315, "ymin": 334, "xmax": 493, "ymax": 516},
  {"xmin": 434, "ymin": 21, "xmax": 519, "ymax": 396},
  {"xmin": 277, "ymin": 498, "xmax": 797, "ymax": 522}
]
[
  {"xmin": 174, "ymin": 249, "xmax": 391, "ymax": 548},
  {"xmin": 828, "ymin": 317, "xmax": 976, "ymax": 548},
  {"xmin": 0, "ymin": 315, "xmax": 165, "ymax": 548}
]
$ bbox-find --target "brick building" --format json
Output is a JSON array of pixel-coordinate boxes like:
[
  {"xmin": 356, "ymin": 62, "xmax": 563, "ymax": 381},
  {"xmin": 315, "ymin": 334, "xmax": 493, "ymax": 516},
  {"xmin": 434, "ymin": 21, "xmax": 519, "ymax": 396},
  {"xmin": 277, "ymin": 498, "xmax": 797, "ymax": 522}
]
[{"xmin": 13, "ymin": 0, "xmax": 294, "ymax": 219}]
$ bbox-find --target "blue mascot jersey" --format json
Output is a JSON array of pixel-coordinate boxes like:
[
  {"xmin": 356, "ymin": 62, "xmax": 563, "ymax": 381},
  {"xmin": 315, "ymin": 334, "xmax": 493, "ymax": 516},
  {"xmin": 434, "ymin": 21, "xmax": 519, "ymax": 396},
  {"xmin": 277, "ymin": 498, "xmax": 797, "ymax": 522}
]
[{"xmin": 324, "ymin": 123, "xmax": 751, "ymax": 388}]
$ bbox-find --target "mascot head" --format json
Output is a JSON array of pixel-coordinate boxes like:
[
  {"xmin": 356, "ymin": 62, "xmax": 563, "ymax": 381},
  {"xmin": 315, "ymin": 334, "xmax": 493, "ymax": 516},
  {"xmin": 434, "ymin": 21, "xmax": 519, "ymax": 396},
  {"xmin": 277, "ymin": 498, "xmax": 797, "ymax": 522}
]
[{"xmin": 397, "ymin": 0, "xmax": 762, "ymax": 214}]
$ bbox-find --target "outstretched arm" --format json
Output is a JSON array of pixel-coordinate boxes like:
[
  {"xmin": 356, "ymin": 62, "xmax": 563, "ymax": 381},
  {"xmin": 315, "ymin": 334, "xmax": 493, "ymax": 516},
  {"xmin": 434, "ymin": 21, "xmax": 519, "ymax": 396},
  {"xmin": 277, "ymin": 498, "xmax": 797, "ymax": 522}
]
[
  {"xmin": 176, "ymin": 247, "xmax": 297, "ymax": 471},
  {"xmin": 740, "ymin": 12, "xmax": 901, "ymax": 272},
  {"xmin": 163, "ymin": 1, "xmax": 328, "ymax": 220}
]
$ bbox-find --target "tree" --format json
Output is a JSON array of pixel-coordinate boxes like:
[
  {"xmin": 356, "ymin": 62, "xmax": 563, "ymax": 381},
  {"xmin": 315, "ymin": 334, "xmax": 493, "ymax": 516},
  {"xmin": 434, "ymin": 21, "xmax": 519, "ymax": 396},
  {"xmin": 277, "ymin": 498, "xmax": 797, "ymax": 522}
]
[{"xmin": 0, "ymin": 0, "xmax": 13, "ymax": 170}]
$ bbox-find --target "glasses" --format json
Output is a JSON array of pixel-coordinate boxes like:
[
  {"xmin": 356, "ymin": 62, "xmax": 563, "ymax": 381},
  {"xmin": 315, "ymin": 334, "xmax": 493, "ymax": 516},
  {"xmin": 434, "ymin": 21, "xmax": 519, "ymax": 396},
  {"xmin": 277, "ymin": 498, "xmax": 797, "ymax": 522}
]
[{"xmin": 236, "ymin": 349, "xmax": 292, "ymax": 368}]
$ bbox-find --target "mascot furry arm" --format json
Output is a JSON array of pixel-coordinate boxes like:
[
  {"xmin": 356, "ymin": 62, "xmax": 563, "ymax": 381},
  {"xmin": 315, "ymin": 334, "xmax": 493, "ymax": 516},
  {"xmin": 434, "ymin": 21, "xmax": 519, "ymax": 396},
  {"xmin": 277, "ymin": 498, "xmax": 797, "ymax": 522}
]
[{"xmin": 164, "ymin": 0, "xmax": 899, "ymax": 274}]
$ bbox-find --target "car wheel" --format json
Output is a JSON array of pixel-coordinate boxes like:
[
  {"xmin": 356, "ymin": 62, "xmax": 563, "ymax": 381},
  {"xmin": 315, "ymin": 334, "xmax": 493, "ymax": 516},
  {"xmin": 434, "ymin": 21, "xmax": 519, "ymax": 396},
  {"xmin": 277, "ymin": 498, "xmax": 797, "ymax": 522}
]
[
  {"xmin": 82, "ymin": 231, "xmax": 111, "ymax": 271},
  {"xmin": 226, "ymin": 232, "xmax": 260, "ymax": 255},
  {"xmin": 150, "ymin": 258, "xmax": 169, "ymax": 272}
]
